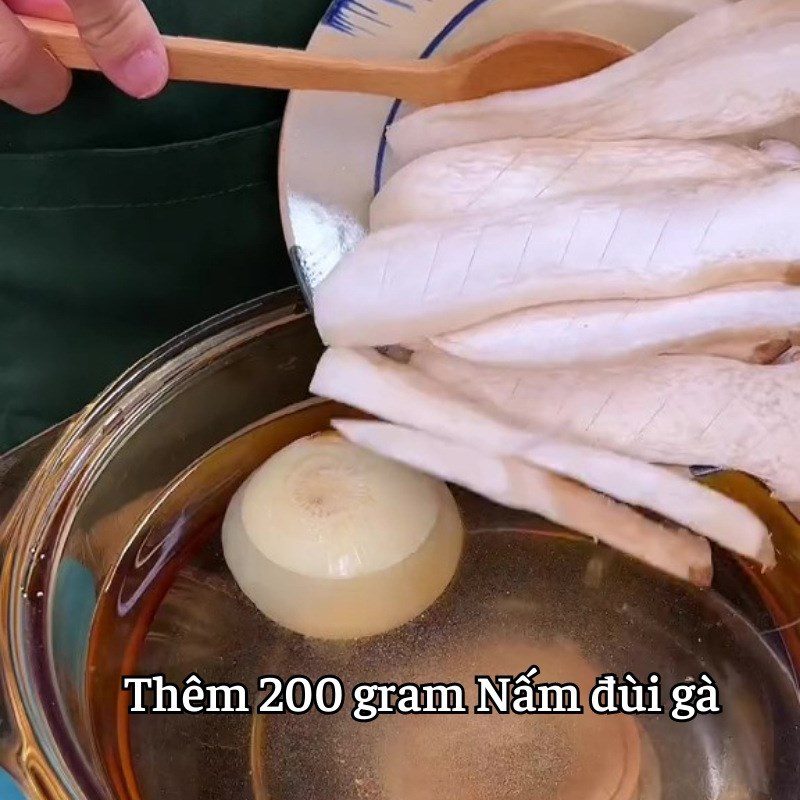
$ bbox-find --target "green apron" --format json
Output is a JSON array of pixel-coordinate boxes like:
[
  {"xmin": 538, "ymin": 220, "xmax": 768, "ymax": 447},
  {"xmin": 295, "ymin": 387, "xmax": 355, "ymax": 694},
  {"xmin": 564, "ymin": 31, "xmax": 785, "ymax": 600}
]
[{"xmin": 0, "ymin": 0, "xmax": 330, "ymax": 452}]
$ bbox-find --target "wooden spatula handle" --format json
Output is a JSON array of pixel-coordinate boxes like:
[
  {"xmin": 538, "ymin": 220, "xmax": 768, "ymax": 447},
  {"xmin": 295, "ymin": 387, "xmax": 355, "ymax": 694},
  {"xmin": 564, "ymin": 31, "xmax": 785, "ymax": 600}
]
[{"xmin": 20, "ymin": 16, "xmax": 437, "ymax": 95}]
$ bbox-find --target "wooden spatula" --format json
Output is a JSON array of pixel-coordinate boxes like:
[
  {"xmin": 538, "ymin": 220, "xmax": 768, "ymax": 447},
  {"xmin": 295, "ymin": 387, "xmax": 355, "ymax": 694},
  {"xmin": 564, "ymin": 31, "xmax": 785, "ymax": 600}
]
[{"xmin": 21, "ymin": 16, "xmax": 630, "ymax": 106}]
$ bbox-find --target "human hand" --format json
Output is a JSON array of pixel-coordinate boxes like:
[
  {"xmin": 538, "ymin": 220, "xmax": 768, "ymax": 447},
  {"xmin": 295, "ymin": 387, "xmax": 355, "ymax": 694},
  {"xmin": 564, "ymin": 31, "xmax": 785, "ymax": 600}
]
[{"xmin": 1, "ymin": 0, "xmax": 167, "ymax": 113}]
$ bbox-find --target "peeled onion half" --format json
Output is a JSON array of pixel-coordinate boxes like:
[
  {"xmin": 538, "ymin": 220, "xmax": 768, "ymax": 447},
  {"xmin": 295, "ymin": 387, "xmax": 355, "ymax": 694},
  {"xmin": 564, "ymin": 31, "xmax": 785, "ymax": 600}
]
[{"xmin": 222, "ymin": 431, "xmax": 464, "ymax": 639}]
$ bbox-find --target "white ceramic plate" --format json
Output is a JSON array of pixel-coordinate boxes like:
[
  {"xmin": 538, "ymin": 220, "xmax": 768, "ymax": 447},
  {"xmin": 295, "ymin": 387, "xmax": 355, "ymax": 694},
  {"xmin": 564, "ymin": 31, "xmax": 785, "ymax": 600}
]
[{"xmin": 278, "ymin": 0, "xmax": 730, "ymax": 299}]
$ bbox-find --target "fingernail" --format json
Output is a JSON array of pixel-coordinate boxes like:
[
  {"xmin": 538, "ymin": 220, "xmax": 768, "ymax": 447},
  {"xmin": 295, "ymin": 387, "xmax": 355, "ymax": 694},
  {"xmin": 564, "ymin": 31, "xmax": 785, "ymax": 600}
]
[{"xmin": 115, "ymin": 46, "xmax": 168, "ymax": 99}]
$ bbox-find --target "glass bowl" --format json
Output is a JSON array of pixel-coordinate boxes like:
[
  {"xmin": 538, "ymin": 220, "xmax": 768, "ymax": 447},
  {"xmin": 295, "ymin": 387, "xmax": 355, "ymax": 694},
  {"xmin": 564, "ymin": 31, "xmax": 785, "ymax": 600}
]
[{"xmin": 2, "ymin": 288, "xmax": 800, "ymax": 800}]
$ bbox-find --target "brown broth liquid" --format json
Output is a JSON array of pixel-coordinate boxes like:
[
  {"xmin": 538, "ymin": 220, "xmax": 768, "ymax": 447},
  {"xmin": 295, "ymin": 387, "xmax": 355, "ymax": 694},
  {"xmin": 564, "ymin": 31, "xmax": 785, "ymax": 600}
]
[{"xmin": 86, "ymin": 401, "xmax": 800, "ymax": 800}]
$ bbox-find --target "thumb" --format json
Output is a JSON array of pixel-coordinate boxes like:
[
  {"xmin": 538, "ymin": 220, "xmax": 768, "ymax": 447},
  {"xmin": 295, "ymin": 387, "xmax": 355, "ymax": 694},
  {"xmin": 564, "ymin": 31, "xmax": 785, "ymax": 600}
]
[{"xmin": 64, "ymin": 0, "xmax": 167, "ymax": 98}]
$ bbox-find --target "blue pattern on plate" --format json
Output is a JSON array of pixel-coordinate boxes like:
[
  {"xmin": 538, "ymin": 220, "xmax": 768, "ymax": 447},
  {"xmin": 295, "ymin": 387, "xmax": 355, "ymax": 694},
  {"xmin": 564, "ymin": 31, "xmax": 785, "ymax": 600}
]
[
  {"xmin": 323, "ymin": 0, "xmax": 418, "ymax": 36},
  {"xmin": 374, "ymin": 0, "xmax": 493, "ymax": 192}
]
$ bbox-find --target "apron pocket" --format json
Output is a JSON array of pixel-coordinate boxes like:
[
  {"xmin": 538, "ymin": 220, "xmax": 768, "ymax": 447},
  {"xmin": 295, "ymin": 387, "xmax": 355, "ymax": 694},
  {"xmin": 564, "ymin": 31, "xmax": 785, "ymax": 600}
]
[{"xmin": 0, "ymin": 122, "xmax": 293, "ymax": 450}]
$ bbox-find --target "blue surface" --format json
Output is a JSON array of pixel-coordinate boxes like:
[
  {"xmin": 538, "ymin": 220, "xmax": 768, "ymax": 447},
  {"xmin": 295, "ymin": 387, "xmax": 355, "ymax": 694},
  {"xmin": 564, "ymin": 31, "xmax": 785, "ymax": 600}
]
[
  {"xmin": 0, "ymin": 769, "xmax": 25, "ymax": 800},
  {"xmin": 52, "ymin": 559, "xmax": 96, "ymax": 689}
]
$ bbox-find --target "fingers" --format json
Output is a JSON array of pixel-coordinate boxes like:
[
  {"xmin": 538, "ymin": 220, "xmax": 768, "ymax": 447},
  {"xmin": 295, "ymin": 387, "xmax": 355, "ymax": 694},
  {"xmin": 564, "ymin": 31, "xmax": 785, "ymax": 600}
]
[
  {"xmin": 1, "ymin": 0, "xmax": 167, "ymax": 110},
  {"xmin": 0, "ymin": 2, "xmax": 71, "ymax": 113},
  {"xmin": 64, "ymin": 0, "xmax": 167, "ymax": 98}
]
